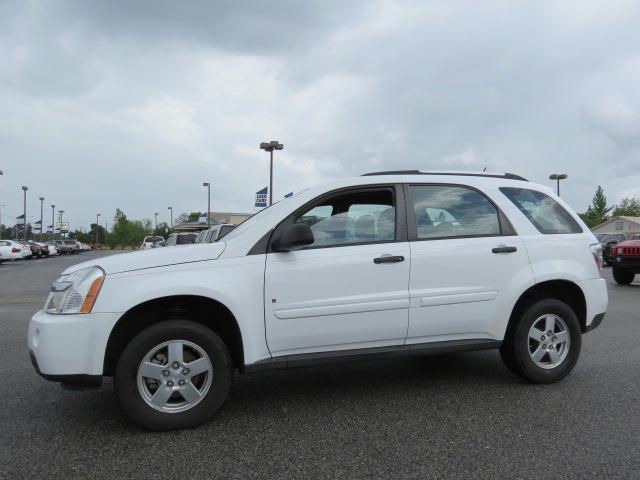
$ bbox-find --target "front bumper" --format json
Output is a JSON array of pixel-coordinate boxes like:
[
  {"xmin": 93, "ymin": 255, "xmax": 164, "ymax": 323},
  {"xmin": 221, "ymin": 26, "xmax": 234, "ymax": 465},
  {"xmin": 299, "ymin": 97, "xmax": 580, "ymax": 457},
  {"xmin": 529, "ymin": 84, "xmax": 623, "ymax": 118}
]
[
  {"xmin": 28, "ymin": 309, "xmax": 121, "ymax": 381},
  {"xmin": 612, "ymin": 256, "xmax": 640, "ymax": 273}
]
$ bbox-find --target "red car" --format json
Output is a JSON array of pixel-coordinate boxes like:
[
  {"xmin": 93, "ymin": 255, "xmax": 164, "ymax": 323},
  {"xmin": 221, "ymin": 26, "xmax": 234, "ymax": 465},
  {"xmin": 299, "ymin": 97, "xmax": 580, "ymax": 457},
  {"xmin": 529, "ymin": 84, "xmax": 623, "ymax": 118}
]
[{"xmin": 611, "ymin": 240, "xmax": 640, "ymax": 284}]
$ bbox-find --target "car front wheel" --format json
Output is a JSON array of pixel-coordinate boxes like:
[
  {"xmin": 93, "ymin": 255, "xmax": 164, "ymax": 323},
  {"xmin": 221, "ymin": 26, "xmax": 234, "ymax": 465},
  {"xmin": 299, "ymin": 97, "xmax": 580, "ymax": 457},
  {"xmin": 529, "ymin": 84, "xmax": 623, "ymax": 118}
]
[
  {"xmin": 500, "ymin": 299, "xmax": 581, "ymax": 384},
  {"xmin": 114, "ymin": 320, "xmax": 233, "ymax": 431}
]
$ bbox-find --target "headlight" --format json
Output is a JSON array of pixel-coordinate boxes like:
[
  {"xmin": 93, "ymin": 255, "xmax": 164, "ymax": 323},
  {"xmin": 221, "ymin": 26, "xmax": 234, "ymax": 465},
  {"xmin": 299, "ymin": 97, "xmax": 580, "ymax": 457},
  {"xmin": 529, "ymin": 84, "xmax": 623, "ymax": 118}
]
[
  {"xmin": 45, "ymin": 266, "xmax": 105, "ymax": 314},
  {"xmin": 617, "ymin": 247, "xmax": 623, "ymax": 255}
]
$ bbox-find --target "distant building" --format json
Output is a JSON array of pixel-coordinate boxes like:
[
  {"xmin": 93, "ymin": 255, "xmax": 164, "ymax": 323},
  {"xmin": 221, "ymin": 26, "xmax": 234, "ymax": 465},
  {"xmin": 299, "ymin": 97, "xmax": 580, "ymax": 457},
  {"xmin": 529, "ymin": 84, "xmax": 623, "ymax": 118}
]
[
  {"xmin": 174, "ymin": 211, "xmax": 252, "ymax": 233},
  {"xmin": 591, "ymin": 216, "xmax": 640, "ymax": 237}
]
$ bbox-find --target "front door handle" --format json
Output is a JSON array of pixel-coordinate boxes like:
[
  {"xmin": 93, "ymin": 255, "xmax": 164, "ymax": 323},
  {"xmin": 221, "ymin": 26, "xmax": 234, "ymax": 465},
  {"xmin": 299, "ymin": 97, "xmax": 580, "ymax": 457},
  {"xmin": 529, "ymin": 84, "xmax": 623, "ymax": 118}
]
[
  {"xmin": 373, "ymin": 255, "xmax": 405, "ymax": 264},
  {"xmin": 492, "ymin": 246, "xmax": 517, "ymax": 254}
]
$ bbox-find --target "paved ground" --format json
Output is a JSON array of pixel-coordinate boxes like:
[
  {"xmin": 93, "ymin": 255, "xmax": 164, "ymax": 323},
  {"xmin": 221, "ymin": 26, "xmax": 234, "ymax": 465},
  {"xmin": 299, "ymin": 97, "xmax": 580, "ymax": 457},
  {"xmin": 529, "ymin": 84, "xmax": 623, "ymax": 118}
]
[{"xmin": 1, "ymin": 251, "xmax": 639, "ymax": 478}]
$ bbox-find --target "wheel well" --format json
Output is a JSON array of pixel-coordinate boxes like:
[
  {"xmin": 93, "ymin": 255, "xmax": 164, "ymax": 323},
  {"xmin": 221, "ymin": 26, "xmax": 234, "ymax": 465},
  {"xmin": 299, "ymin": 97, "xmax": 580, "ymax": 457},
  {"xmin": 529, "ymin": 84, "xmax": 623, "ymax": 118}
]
[
  {"xmin": 103, "ymin": 295, "xmax": 244, "ymax": 376},
  {"xmin": 507, "ymin": 280, "xmax": 587, "ymax": 335}
]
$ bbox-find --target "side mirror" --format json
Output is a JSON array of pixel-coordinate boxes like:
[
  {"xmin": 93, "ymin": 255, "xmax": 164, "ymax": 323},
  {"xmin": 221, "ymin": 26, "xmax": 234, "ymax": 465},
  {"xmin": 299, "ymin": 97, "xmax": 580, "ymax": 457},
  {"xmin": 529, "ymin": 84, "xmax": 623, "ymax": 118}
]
[{"xmin": 274, "ymin": 223, "xmax": 314, "ymax": 252}]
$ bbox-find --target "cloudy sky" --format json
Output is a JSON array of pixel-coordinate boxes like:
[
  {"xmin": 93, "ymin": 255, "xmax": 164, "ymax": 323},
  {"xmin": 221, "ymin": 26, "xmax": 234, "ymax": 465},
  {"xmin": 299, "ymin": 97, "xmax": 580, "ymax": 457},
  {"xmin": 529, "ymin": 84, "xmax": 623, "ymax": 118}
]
[{"xmin": 2, "ymin": 0, "xmax": 640, "ymax": 231}]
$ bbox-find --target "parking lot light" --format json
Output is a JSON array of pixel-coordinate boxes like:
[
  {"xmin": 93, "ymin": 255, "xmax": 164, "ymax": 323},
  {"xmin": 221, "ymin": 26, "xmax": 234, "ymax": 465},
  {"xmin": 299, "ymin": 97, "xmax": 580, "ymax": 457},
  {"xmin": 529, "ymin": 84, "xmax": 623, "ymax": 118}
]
[
  {"xmin": 260, "ymin": 140, "xmax": 284, "ymax": 206},
  {"xmin": 154, "ymin": 212, "xmax": 159, "ymax": 232},
  {"xmin": 168, "ymin": 206, "xmax": 173, "ymax": 232},
  {"xmin": 39, "ymin": 197, "xmax": 44, "ymax": 242},
  {"xmin": 51, "ymin": 205, "xmax": 55, "ymax": 241},
  {"xmin": 21, "ymin": 186, "xmax": 28, "ymax": 241},
  {"xmin": 202, "ymin": 183, "xmax": 211, "ymax": 229},
  {"xmin": 58, "ymin": 210, "xmax": 64, "ymax": 240},
  {"xmin": 549, "ymin": 173, "xmax": 568, "ymax": 196},
  {"xmin": 96, "ymin": 213, "xmax": 101, "ymax": 244}
]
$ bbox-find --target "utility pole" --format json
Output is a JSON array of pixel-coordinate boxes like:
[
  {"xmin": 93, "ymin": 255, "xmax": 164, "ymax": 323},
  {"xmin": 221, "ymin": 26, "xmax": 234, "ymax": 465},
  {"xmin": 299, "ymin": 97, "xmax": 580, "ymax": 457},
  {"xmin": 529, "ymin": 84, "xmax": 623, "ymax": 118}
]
[
  {"xmin": 260, "ymin": 140, "xmax": 284, "ymax": 206},
  {"xmin": 96, "ymin": 213, "xmax": 101, "ymax": 244},
  {"xmin": 154, "ymin": 212, "xmax": 159, "ymax": 232},
  {"xmin": 21, "ymin": 186, "xmax": 28, "ymax": 241},
  {"xmin": 39, "ymin": 197, "xmax": 44, "ymax": 241},
  {"xmin": 168, "ymin": 206, "xmax": 173, "ymax": 232}
]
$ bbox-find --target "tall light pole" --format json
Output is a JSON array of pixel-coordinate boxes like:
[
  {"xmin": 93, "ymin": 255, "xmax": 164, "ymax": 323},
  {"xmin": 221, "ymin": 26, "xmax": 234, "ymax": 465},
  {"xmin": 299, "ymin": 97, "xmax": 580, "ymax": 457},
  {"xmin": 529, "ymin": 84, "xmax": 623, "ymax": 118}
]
[
  {"xmin": 0, "ymin": 204, "xmax": 5, "ymax": 238},
  {"xmin": 21, "ymin": 186, "xmax": 28, "ymax": 241},
  {"xmin": 154, "ymin": 212, "xmax": 159, "ymax": 232},
  {"xmin": 202, "ymin": 182, "xmax": 211, "ymax": 229},
  {"xmin": 0, "ymin": 170, "xmax": 3, "ymax": 237},
  {"xmin": 260, "ymin": 140, "xmax": 284, "ymax": 206},
  {"xmin": 39, "ymin": 197, "xmax": 44, "ymax": 241},
  {"xmin": 167, "ymin": 206, "xmax": 173, "ymax": 232},
  {"xmin": 549, "ymin": 173, "xmax": 568, "ymax": 196},
  {"xmin": 96, "ymin": 213, "xmax": 101, "ymax": 244},
  {"xmin": 51, "ymin": 205, "xmax": 55, "ymax": 241},
  {"xmin": 58, "ymin": 210, "xmax": 64, "ymax": 240}
]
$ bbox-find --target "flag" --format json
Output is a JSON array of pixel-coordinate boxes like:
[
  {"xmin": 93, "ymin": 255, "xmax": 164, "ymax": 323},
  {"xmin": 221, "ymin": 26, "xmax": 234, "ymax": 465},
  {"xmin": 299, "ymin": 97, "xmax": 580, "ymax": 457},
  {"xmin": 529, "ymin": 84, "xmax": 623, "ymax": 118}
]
[
  {"xmin": 47, "ymin": 225, "xmax": 54, "ymax": 233},
  {"xmin": 284, "ymin": 192, "xmax": 293, "ymax": 198},
  {"xmin": 16, "ymin": 214, "xmax": 25, "ymax": 220},
  {"xmin": 34, "ymin": 220, "xmax": 42, "ymax": 231},
  {"xmin": 255, "ymin": 187, "xmax": 268, "ymax": 208}
]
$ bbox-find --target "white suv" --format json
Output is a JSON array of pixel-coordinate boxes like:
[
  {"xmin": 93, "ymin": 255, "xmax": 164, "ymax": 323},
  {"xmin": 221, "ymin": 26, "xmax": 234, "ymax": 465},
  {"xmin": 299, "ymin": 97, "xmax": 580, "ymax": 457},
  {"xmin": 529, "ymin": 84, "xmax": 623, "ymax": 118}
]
[{"xmin": 28, "ymin": 171, "xmax": 607, "ymax": 430}]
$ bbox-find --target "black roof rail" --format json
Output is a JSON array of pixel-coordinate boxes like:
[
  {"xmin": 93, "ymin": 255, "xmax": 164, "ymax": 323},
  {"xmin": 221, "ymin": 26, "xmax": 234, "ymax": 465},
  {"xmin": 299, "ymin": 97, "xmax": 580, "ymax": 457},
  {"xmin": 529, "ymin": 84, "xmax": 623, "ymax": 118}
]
[{"xmin": 361, "ymin": 170, "xmax": 528, "ymax": 181}]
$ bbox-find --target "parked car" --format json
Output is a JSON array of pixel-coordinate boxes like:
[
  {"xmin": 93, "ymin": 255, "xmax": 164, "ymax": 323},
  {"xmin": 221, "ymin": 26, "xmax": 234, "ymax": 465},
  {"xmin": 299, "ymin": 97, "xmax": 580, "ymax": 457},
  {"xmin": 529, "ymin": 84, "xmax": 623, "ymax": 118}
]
[
  {"xmin": 195, "ymin": 224, "xmax": 236, "ymax": 244},
  {"xmin": 17, "ymin": 241, "xmax": 32, "ymax": 259},
  {"xmin": 22, "ymin": 241, "xmax": 43, "ymax": 258},
  {"xmin": 54, "ymin": 241, "xmax": 72, "ymax": 255},
  {"xmin": 140, "ymin": 236, "xmax": 165, "ymax": 250},
  {"xmin": 164, "ymin": 232, "xmax": 197, "ymax": 246},
  {"xmin": 595, "ymin": 233, "xmax": 627, "ymax": 265},
  {"xmin": 610, "ymin": 239, "xmax": 640, "ymax": 284},
  {"xmin": 46, "ymin": 242, "xmax": 59, "ymax": 256},
  {"xmin": 30, "ymin": 241, "xmax": 52, "ymax": 257},
  {"xmin": 0, "ymin": 240, "xmax": 23, "ymax": 262},
  {"xmin": 61, "ymin": 240, "xmax": 81, "ymax": 254},
  {"xmin": 28, "ymin": 171, "xmax": 607, "ymax": 431}
]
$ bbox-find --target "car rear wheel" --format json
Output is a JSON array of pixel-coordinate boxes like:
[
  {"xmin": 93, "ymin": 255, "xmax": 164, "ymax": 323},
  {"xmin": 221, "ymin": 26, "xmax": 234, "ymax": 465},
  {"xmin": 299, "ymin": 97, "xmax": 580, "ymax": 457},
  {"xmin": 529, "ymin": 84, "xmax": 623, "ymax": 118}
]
[
  {"xmin": 612, "ymin": 267, "xmax": 635, "ymax": 285},
  {"xmin": 115, "ymin": 320, "xmax": 232, "ymax": 431},
  {"xmin": 500, "ymin": 299, "xmax": 581, "ymax": 384}
]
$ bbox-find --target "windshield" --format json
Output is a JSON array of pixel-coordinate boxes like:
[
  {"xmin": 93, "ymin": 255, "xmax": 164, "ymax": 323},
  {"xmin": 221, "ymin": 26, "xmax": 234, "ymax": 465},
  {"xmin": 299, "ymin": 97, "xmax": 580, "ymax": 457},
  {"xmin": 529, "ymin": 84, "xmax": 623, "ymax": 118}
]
[{"xmin": 144, "ymin": 236, "xmax": 164, "ymax": 243}]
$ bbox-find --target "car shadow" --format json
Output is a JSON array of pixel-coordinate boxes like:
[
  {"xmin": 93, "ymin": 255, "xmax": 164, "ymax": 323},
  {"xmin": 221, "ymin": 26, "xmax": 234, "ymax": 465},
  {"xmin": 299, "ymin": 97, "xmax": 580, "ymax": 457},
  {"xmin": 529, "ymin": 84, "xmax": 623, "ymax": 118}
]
[{"xmin": 26, "ymin": 350, "xmax": 544, "ymax": 434}]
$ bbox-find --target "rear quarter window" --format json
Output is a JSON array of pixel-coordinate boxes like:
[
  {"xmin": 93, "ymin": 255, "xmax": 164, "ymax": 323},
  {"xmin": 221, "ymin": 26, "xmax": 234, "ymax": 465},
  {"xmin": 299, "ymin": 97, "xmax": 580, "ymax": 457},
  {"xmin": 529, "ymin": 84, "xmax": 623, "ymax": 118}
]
[{"xmin": 500, "ymin": 187, "xmax": 582, "ymax": 234}]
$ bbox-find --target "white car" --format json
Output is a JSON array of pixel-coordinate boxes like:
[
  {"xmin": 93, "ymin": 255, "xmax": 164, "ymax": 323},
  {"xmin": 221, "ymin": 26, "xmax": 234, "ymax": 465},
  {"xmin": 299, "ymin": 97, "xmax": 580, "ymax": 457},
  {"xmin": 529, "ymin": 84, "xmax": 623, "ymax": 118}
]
[
  {"xmin": 194, "ymin": 224, "xmax": 236, "ymax": 243},
  {"xmin": 0, "ymin": 240, "xmax": 23, "ymax": 262},
  {"xmin": 46, "ymin": 242, "xmax": 59, "ymax": 256},
  {"xmin": 28, "ymin": 171, "xmax": 608, "ymax": 430},
  {"xmin": 140, "ymin": 236, "xmax": 165, "ymax": 250}
]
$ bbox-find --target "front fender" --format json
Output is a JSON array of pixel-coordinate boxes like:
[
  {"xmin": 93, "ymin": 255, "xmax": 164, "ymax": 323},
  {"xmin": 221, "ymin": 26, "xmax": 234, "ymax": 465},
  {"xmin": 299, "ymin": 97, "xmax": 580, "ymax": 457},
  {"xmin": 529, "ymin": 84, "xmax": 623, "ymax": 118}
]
[{"xmin": 94, "ymin": 255, "xmax": 270, "ymax": 365}]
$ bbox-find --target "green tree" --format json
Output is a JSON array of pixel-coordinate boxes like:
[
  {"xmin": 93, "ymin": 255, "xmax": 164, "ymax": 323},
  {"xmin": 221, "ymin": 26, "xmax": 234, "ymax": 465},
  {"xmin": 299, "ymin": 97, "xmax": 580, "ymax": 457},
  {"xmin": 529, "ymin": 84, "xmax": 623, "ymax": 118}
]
[
  {"xmin": 579, "ymin": 186, "xmax": 612, "ymax": 228},
  {"xmin": 187, "ymin": 212, "xmax": 202, "ymax": 221},
  {"xmin": 612, "ymin": 197, "xmax": 640, "ymax": 217},
  {"xmin": 108, "ymin": 209, "xmax": 151, "ymax": 248}
]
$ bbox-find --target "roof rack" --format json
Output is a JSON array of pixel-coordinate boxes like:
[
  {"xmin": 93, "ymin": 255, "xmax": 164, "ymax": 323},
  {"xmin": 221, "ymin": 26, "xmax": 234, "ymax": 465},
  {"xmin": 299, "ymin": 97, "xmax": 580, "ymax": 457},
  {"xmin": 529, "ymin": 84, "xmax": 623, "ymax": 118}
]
[{"xmin": 361, "ymin": 170, "xmax": 528, "ymax": 181}]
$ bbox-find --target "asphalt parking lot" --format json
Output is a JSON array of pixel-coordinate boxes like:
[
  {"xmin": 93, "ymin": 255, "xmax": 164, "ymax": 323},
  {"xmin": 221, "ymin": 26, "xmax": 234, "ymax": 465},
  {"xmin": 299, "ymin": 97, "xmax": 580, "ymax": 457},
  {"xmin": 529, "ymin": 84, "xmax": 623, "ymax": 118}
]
[{"xmin": 1, "ymin": 251, "xmax": 639, "ymax": 478}]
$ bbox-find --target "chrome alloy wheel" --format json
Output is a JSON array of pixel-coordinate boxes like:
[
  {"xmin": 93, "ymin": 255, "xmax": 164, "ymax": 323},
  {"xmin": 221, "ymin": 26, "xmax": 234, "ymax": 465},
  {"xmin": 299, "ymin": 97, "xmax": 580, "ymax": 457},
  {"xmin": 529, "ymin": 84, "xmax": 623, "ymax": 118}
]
[
  {"xmin": 528, "ymin": 314, "xmax": 571, "ymax": 369},
  {"xmin": 137, "ymin": 340, "xmax": 213, "ymax": 413}
]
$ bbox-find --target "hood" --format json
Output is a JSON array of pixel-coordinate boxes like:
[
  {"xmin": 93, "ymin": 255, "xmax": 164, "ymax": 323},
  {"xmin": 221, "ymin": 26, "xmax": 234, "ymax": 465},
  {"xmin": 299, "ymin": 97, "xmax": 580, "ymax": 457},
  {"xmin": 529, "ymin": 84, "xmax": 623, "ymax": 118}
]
[
  {"xmin": 615, "ymin": 239, "xmax": 640, "ymax": 247},
  {"xmin": 62, "ymin": 242, "xmax": 226, "ymax": 275}
]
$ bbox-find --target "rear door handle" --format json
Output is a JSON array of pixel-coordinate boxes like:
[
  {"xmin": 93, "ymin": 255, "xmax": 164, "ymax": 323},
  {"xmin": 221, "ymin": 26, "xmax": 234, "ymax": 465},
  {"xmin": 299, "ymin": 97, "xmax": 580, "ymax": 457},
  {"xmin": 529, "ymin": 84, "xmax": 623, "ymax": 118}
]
[
  {"xmin": 373, "ymin": 255, "xmax": 405, "ymax": 264},
  {"xmin": 492, "ymin": 246, "xmax": 517, "ymax": 254}
]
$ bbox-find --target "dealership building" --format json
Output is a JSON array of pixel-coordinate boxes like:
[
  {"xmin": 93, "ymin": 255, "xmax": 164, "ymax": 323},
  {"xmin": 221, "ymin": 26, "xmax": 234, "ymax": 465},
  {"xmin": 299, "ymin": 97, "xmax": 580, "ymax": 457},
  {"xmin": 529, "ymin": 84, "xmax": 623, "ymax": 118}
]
[{"xmin": 591, "ymin": 216, "xmax": 640, "ymax": 237}]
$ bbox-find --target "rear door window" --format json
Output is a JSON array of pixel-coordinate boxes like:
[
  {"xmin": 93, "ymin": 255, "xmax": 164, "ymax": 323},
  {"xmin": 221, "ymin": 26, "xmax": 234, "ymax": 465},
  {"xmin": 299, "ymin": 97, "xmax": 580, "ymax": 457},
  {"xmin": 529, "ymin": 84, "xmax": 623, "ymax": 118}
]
[
  {"xmin": 500, "ymin": 187, "xmax": 582, "ymax": 234},
  {"xmin": 409, "ymin": 185, "xmax": 501, "ymax": 239}
]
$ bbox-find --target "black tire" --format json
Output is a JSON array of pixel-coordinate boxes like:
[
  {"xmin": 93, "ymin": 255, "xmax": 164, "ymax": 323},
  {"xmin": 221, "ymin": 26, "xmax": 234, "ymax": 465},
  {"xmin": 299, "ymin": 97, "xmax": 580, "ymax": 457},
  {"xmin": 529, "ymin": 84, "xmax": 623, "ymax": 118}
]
[
  {"xmin": 114, "ymin": 320, "xmax": 233, "ymax": 431},
  {"xmin": 500, "ymin": 298, "xmax": 581, "ymax": 384},
  {"xmin": 612, "ymin": 267, "xmax": 635, "ymax": 285}
]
